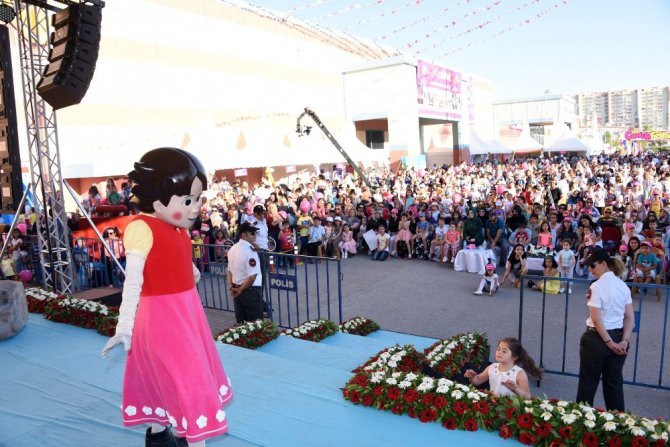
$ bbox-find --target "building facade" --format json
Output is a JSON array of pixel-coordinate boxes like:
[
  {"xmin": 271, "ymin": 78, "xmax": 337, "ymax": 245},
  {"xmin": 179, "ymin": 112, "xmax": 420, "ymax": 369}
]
[
  {"xmin": 574, "ymin": 87, "xmax": 669, "ymax": 130},
  {"xmin": 492, "ymin": 95, "xmax": 579, "ymax": 146}
]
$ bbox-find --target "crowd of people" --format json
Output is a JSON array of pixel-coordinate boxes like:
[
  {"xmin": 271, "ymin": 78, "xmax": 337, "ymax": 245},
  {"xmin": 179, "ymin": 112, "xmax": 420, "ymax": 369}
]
[
  {"xmin": 180, "ymin": 151, "xmax": 669, "ymax": 294},
  {"xmin": 71, "ymin": 150, "xmax": 670, "ymax": 300}
]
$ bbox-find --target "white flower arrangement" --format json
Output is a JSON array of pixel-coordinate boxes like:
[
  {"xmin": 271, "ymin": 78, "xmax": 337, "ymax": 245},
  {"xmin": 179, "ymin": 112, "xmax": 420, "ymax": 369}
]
[
  {"xmin": 214, "ymin": 319, "xmax": 278, "ymax": 350},
  {"xmin": 338, "ymin": 316, "xmax": 380, "ymax": 336},
  {"xmin": 25, "ymin": 287, "xmax": 61, "ymax": 301},
  {"xmin": 280, "ymin": 319, "xmax": 338, "ymax": 342},
  {"xmin": 57, "ymin": 297, "xmax": 110, "ymax": 315},
  {"xmin": 363, "ymin": 345, "xmax": 409, "ymax": 372}
]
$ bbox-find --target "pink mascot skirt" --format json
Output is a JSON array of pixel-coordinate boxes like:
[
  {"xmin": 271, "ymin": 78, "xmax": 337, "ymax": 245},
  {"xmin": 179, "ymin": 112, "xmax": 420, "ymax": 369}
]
[{"xmin": 122, "ymin": 287, "xmax": 232, "ymax": 442}]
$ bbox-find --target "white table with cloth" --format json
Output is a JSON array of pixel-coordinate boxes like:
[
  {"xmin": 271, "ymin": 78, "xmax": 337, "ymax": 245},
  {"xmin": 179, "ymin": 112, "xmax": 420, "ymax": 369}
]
[{"xmin": 454, "ymin": 248, "xmax": 497, "ymax": 274}]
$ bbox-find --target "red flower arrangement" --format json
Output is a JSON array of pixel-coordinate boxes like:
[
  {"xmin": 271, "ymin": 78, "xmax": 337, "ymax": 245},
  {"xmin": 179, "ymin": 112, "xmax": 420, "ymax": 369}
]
[
  {"xmin": 423, "ymin": 332, "xmax": 489, "ymax": 378},
  {"xmin": 215, "ymin": 319, "xmax": 280, "ymax": 349},
  {"xmin": 281, "ymin": 319, "xmax": 338, "ymax": 343},
  {"xmin": 25, "ymin": 287, "xmax": 62, "ymax": 314},
  {"xmin": 342, "ymin": 333, "xmax": 670, "ymax": 446},
  {"xmin": 339, "ymin": 316, "xmax": 381, "ymax": 336},
  {"xmin": 44, "ymin": 296, "xmax": 115, "ymax": 330}
]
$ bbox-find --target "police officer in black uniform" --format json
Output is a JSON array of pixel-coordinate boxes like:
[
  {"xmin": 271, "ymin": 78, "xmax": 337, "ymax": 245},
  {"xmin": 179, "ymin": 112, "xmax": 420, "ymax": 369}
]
[{"xmin": 226, "ymin": 222, "xmax": 263, "ymax": 323}]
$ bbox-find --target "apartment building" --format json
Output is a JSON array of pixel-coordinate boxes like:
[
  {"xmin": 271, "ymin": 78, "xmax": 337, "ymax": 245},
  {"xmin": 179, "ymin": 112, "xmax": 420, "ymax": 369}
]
[{"xmin": 574, "ymin": 87, "xmax": 669, "ymax": 130}]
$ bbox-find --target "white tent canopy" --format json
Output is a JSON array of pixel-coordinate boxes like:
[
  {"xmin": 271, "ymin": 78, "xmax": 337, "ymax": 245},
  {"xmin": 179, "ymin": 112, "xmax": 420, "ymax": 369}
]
[
  {"xmin": 544, "ymin": 124, "xmax": 590, "ymax": 153},
  {"xmin": 185, "ymin": 126, "xmax": 388, "ymax": 169},
  {"xmin": 580, "ymin": 128, "xmax": 607, "ymax": 157},
  {"xmin": 467, "ymin": 127, "xmax": 511, "ymax": 155},
  {"xmin": 509, "ymin": 123, "xmax": 542, "ymax": 153}
]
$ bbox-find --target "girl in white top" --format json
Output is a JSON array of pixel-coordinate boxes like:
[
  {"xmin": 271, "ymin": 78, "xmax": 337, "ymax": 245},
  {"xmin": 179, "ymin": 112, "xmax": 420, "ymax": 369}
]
[{"xmin": 464, "ymin": 337, "xmax": 543, "ymax": 399}]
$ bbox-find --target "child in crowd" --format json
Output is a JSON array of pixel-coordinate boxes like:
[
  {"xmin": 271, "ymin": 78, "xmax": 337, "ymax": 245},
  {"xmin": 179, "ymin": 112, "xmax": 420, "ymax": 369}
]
[
  {"xmin": 298, "ymin": 211, "xmax": 313, "ymax": 255},
  {"xmin": 430, "ymin": 217, "xmax": 447, "ymax": 261},
  {"xmin": 392, "ymin": 212, "xmax": 413, "ymax": 258},
  {"xmin": 412, "ymin": 212, "xmax": 429, "ymax": 258},
  {"xmin": 464, "ymin": 337, "xmax": 542, "ymax": 399},
  {"xmin": 338, "ymin": 223, "xmax": 357, "ymax": 259},
  {"xmin": 474, "ymin": 260, "xmax": 499, "ymax": 296},
  {"xmin": 1, "ymin": 252, "xmax": 16, "ymax": 280},
  {"xmin": 633, "ymin": 241, "xmax": 659, "ymax": 298},
  {"xmin": 371, "ymin": 225, "xmax": 390, "ymax": 261},
  {"xmin": 528, "ymin": 256, "xmax": 560, "ymax": 294},
  {"xmin": 614, "ymin": 244, "xmax": 633, "ymax": 282},
  {"xmin": 557, "ymin": 239, "xmax": 576, "ymax": 294},
  {"xmin": 7, "ymin": 228, "xmax": 27, "ymax": 272},
  {"xmin": 213, "ymin": 228, "xmax": 228, "ymax": 261},
  {"xmin": 191, "ymin": 230, "xmax": 205, "ymax": 270},
  {"xmin": 442, "ymin": 222, "xmax": 462, "ymax": 263},
  {"xmin": 536, "ymin": 221, "xmax": 554, "ymax": 250}
]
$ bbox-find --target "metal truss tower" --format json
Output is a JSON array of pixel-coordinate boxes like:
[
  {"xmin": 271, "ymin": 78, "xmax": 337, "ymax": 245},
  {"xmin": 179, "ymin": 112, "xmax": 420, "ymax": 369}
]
[{"xmin": 13, "ymin": 0, "xmax": 73, "ymax": 293}]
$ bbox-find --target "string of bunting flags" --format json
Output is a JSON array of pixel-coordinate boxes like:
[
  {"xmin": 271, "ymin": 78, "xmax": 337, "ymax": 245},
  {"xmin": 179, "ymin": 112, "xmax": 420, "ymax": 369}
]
[
  {"xmin": 392, "ymin": 0, "xmax": 504, "ymax": 48},
  {"xmin": 439, "ymin": 0, "xmax": 570, "ymax": 56},
  {"xmin": 412, "ymin": 0, "xmax": 540, "ymax": 54}
]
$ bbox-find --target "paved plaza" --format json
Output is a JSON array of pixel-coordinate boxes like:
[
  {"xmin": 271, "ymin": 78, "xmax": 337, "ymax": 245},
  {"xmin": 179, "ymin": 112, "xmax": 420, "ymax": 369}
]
[{"xmin": 205, "ymin": 254, "xmax": 670, "ymax": 420}]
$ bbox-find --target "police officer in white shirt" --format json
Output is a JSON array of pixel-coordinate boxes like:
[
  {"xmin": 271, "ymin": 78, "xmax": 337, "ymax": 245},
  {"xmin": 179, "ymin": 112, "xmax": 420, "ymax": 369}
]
[
  {"xmin": 227, "ymin": 222, "xmax": 263, "ymax": 323},
  {"xmin": 252, "ymin": 205, "xmax": 269, "ymax": 251},
  {"xmin": 576, "ymin": 248, "xmax": 634, "ymax": 411}
]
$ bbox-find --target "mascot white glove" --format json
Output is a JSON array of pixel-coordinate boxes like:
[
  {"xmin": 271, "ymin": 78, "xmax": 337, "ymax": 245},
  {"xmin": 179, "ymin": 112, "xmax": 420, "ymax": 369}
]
[{"xmin": 101, "ymin": 253, "xmax": 145, "ymax": 358}]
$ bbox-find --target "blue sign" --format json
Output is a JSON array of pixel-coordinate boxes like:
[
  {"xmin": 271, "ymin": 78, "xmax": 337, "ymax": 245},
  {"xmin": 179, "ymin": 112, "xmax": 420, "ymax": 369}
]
[
  {"xmin": 269, "ymin": 272, "xmax": 297, "ymax": 292},
  {"xmin": 209, "ymin": 262, "xmax": 227, "ymax": 276}
]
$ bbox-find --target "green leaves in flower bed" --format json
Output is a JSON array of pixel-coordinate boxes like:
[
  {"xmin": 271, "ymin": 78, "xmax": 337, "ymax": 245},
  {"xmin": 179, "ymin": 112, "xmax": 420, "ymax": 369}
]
[
  {"xmin": 281, "ymin": 319, "xmax": 339, "ymax": 343},
  {"xmin": 44, "ymin": 297, "xmax": 115, "ymax": 330},
  {"xmin": 25, "ymin": 287, "xmax": 63, "ymax": 314},
  {"xmin": 353, "ymin": 344, "xmax": 424, "ymax": 375},
  {"xmin": 424, "ymin": 333, "xmax": 489, "ymax": 379},
  {"xmin": 215, "ymin": 319, "xmax": 280, "ymax": 350},
  {"xmin": 339, "ymin": 316, "xmax": 380, "ymax": 336}
]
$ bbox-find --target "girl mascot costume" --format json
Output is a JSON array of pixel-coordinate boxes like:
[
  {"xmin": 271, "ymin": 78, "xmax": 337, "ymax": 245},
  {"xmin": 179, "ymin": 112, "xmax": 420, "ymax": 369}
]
[{"xmin": 102, "ymin": 148, "xmax": 232, "ymax": 447}]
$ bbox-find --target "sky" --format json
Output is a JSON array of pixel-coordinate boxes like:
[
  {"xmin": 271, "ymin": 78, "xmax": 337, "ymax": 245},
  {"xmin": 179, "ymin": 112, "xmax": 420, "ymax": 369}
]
[{"xmin": 245, "ymin": 0, "xmax": 670, "ymax": 100}]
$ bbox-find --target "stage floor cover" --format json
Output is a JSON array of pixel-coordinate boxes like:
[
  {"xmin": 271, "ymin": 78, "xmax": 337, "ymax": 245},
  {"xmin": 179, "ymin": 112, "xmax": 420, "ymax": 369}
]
[{"xmin": 1, "ymin": 315, "xmax": 519, "ymax": 446}]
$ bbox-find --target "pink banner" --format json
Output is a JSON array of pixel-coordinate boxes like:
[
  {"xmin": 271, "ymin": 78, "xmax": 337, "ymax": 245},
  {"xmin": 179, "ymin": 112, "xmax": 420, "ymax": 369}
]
[{"xmin": 417, "ymin": 59, "xmax": 462, "ymax": 120}]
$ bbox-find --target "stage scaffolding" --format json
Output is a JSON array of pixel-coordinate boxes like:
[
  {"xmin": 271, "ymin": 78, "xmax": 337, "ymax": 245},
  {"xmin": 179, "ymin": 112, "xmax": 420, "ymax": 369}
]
[{"xmin": 12, "ymin": 0, "xmax": 102, "ymax": 293}]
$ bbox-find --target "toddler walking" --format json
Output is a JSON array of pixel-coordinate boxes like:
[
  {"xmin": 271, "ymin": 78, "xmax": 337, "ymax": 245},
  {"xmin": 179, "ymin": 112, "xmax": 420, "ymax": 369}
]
[
  {"xmin": 474, "ymin": 260, "xmax": 499, "ymax": 296},
  {"xmin": 464, "ymin": 337, "xmax": 542, "ymax": 399},
  {"xmin": 557, "ymin": 239, "xmax": 576, "ymax": 294}
]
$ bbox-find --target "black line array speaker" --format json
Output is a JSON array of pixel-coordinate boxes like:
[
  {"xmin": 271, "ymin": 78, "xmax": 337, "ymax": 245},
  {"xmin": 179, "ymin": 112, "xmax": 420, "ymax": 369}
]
[{"xmin": 37, "ymin": 4, "xmax": 102, "ymax": 110}]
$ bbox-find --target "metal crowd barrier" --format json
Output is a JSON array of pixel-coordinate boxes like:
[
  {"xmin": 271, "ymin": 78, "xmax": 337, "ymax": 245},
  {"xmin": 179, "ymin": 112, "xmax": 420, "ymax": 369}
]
[
  {"xmin": 194, "ymin": 243, "xmax": 344, "ymax": 328},
  {"xmin": 518, "ymin": 274, "xmax": 670, "ymax": 390}
]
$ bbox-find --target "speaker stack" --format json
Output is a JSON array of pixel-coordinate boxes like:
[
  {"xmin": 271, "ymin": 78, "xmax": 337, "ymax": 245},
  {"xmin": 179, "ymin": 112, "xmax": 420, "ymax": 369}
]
[{"xmin": 37, "ymin": 4, "xmax": 102, "ymax": 110}]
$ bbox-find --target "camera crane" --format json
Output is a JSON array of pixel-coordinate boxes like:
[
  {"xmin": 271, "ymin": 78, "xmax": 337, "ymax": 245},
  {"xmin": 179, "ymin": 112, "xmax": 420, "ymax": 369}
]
[{"xmin": 296, "ymin": 107, "xmax": 371, "ymax": 188}]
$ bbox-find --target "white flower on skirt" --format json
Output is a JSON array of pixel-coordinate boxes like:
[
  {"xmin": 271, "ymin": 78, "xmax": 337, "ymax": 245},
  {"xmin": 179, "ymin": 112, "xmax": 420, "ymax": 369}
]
[
  {"xmin": 155, "ymin": 407, "xmax": 166, "ymax": 417},
  {"xmin": 142, "ymin": 406, "xmax": 153, "ymax": 416},
  {"xmin": 168, "ymin": 415, "xmax": 177, "ymax": 427},
  {"xmin": 219, "ymin": 384, "xmax": 229, "ymax": 395},
  {"xmin": 182, "ymin": 417, "xmax": 188, "ymax": 430},
  {"xmin": 124, "ymin": 406, "xmax": 137, "ymax": 416},
  {"xmin": 196, "ymin": 415, "xmax": 208, "ymax": 429},
  {"xmin": 216, "ymin": 410, "xmax": 226, "ymax": 422}
]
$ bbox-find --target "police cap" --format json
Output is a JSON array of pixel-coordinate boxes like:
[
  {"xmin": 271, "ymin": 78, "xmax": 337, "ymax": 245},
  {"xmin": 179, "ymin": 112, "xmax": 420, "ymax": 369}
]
[{"xmin": 238, "ymin": 222, "xmax": 259, "ymax": 235}]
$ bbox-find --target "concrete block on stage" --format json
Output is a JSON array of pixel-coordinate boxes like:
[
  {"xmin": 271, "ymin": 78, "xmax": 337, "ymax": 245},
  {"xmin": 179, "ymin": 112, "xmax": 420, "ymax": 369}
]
[{"xmin": 0, "ymin": 280, "xmax": 28, "ymax": 340}]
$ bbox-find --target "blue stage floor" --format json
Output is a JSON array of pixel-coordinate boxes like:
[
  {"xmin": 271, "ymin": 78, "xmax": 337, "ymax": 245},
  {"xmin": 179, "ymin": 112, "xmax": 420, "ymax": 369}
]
[{"xmin": 1, "ymin": 315, "xmax": 517, "ymax": 446}]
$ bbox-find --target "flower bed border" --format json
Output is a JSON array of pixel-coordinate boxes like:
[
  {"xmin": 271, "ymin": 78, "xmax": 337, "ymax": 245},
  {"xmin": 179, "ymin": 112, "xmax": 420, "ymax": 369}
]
[
  {"xmin": 281, "ymin": 319, "xmax": 339, "ymax": 342},
  {"xmin": 339, "ymin": 317, "xmax": 380, "ymax": 336},
  {"xmin": 343, "ymin": 333, "xmax": 669, "ymax": 446},
  {"xmin": 215, "ymin": 319, "xmax": 280, "ymax": 349}
]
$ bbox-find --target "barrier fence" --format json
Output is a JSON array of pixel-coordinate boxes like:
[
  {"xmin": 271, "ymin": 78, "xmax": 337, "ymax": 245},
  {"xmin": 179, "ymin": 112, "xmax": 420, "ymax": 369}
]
[
  {"xmin": 197, "ymin": 246, "xmax": 344, "ymax": 328},
  {"xmin": 518, "ymin": 274, "xmax": 670, "ymax": 390},
  {"xmin": 6, "ymin": 235, "xmax": 344, "ymax": 328}
]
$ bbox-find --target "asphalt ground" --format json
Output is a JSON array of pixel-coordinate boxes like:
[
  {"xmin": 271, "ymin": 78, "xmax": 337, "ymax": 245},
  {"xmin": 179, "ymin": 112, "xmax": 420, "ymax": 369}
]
[{"xmin": 204, "ymin": 254, "xmax": 670, "ymax": 420}]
